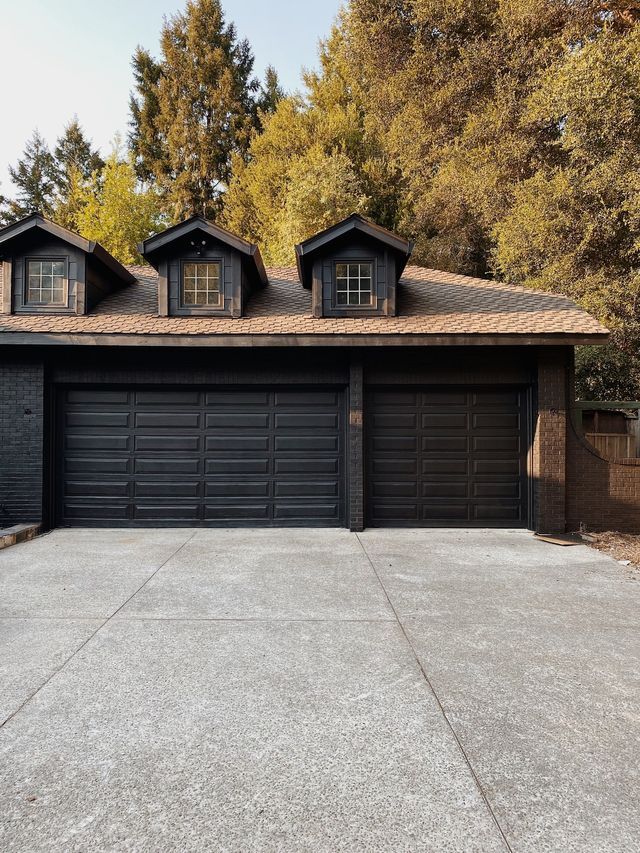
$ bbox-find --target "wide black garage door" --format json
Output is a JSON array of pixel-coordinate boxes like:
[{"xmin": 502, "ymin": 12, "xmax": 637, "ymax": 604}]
[
  {"xmin": 366, "ymin": 388, "xmax": 529, "ymax": 527},
  {"xmin": 57, "ymin": 387, "xmax": 345, "ymax": 526}
]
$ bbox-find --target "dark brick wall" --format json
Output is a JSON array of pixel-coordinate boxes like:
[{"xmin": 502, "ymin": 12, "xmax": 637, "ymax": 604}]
[
  {"xmin": 0, "ymin": 361, "xmax": 44, "ymax": 525},
  {"xmin": 566, "ymin": 417, "xmax": 640, "ymax": 533},
  {"xmin": 534, "ymin": 348, "xmax": 568, "ymax": 533}
]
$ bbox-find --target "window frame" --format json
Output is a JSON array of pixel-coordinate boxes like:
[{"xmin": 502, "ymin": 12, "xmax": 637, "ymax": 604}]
[
  {"xmin": 332, "ymin": 259, "xmax": 377, "ymax": 311},
  {"xmin": 24, "ymin": 256, "xmax": 69, "ymax": 308},
  {"xmin": 179, "ymin": 258, "xmax": 224, "ymax": 311}
]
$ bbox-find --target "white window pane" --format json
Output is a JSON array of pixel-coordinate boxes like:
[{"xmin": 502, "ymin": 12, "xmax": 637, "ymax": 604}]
[
  {"xmin": 184, "ymin": 264, "xmax": 195, "ymax": 277},
  {"xmin": 336, "ymin": 263, "xmax": 347, "ymax": 277},
  {"xmin": 52, "ymin": 261, "xmax": 65, "ymax": 276}
]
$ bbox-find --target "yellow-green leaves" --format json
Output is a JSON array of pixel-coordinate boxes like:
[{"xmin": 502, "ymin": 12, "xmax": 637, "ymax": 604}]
[{"xmin": 75, "ymin": 147, "xmax": 164, "ymax": 265}]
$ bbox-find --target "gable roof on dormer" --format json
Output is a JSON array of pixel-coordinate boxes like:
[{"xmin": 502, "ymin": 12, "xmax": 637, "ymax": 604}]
[
  {"xmin": 295, "ymin": 213, "xmax": 413, "ymax": 289},
  {"xmin": 139, "ymin": 216, "xmax": 268, "ymax": 290},
  {"xmin": 0, "ymin": 213, "xmax": 136, "ymax": 286}
]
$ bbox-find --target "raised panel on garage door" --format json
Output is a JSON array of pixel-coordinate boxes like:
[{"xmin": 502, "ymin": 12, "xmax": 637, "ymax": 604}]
[
  {"xmin": 365, "ymin": 387, "xmax": 529, "ymax": 527},
  {"xmin": 57, "ymin": 387, "xmax": 345, "ymax": 527}
]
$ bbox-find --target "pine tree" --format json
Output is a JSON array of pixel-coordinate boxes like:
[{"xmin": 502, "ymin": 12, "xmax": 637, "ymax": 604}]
[
  {"xmin": 5, "ymin": 130, "xmax": 58, "ymax": 220},
  {"xmin": 54, "ymin": 118, "xmax": 103, "ymax": 185},
  {"xmin": 53, "ymin": 119, "xmax": 104, "ymax": 229},
  {"xmin": 257, "ymin": 66, "xmax": 285, "ymax": 119},
  {"xmin": 128, "ymin": 0, "xmax": 260, "ymax": 220},
  {"xmin": 129, "ymin": 47, "xmax": 164, "ymax": 184}
]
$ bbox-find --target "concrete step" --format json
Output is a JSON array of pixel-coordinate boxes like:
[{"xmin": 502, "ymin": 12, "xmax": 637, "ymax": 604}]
[{"xmin": 0, "ymin": 523, "xmax": 41, "ymax": 550}]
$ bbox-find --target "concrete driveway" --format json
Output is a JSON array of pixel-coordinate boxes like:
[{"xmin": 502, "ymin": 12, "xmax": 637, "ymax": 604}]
[{"xmin": 0, "ymin": 528, "xmax": 638, "ymax": 852}]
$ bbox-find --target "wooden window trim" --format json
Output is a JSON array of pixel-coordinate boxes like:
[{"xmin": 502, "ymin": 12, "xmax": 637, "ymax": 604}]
[
  {"xmin": 332, "ymin": 259, "xmax": 378, "ymax": 312},
  {"xmin": 179, "ymin": 258, "xmax": 223, "ymax": 311}
]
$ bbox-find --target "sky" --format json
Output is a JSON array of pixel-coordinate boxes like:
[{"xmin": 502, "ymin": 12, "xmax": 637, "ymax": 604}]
[{"xmin": 0, "ymin": 0, "xmax": 343, "ymax": 194}]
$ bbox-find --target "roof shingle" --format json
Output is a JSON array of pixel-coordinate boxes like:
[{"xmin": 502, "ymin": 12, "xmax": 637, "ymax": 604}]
[{"xmin": 0, "ymin": 264, "xmax": 608, "ymax": 338}]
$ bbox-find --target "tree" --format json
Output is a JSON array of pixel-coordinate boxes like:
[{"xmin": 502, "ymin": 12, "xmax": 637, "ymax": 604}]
[
  {"xmin": 129, "ymin": 46, "xmax": 164, "ymax": 184},
  {"xmin": 53, "ymin": 119, "xmax": 104, "ymax": 229},
  {"xmin": 128, "ymin": 0, "xmax": 261, "ymax": 220},
  {"xmin": 54, "ymin": 118, "xmax": 104, "ymax": 184},
  {"xmin": 342, "ymin": 0, "xmax": 606, "ymax": 272},
  {"xmin": 493, "ymin": 25, "xmax": 640, "ymax": 398},
  {"xmin": 273, "ymin": 145, "xmax": 369, "ymax": 262},
  {"xmin": 75, "ymin": 144, "xmax": 164, "ymax": 265},
  {"xmin": 3, "ymin": 130, "xmax": 58, "ymax": 221},
  {"xmin": 223, "ymin": 21, "xmax": 398, "ymax": 264},
  {"xmin": 256, "ymin": 65, "xmax": 285, "ymax": 119},
  {"xmin": 331, "ymin": 0, "xmax": 640, "ymax": 398}
]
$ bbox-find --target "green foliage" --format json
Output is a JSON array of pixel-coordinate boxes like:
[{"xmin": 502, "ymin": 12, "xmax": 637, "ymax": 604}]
[
  {"xmin": 129, "ymin": 47, "xmax": 164, "ymax": 184},
  {"xmin": 493, "ymin": 26, "xmax": 640, "ymax": 398},
  {"xmin": 223, "ymin": 20, "xmax": 400, "ymax": 265},
  {"xmin": 575, "ymin": 346, "xmax": 640, "ymax": 401},
  {"xmin": 337, "ymin": 0, "xmax": 640, "ymax": 398},
  {"xmin": 2, "ymin": 130, "xmax": 58, "ymax": 222},
  {"xmin": 1, "ymin": 121, "xmax": 103, "ymax": 228},
  {"xmin": 3, "ymin": 0, "xmax": 640, "ymax": 400},
  {"xmin": 128, "ymin": 0, "xmax": 261, "ymax": 220},
  {"xmin": 53, "ymin": 119, "xmax": 104, "ymax": 229},
  {"xmin": 54, "ymin": 118, "xmax": 104, "ymax": 183},
  {"xmin": 75, "ymin": 144, "xmax": 164, "ymax": 265},
  {"xmin": 256, "ymin": 66, "xmax": 285, "ymax": 119}
]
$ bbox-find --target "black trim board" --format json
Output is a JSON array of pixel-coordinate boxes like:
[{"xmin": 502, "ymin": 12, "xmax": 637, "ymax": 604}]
[{"xmin": 0, "ymin": 332, "xmax": 609, "ymax": 348}]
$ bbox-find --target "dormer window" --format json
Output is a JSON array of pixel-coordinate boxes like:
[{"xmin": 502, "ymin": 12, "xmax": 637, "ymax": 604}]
[
  {"xmin": 140, "ymin": 217, "xmax": 267, "ymax": 318},
  {"xmin": 0, "ymin": 213, "xmax": 136, "ymax": 316},
  {"xmin": 335, "ymin": 262, "xmax": 373, "ymax": 307},
  {"xmin": 296, "ymin": 214, "xmax": 413, "ymax": 318},
  {"xmin": 182, "ymin": 261, "xmax": 222, "ymax": 307},
  {"xmin": 26, "ymin": 258, "xmax": 66, "ymax": 306}
]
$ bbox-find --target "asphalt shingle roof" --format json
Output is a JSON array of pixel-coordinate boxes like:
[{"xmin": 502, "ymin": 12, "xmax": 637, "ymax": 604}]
[{"xmin": 0, "ymin": 264, "xmax": 608, "ymax": 338}]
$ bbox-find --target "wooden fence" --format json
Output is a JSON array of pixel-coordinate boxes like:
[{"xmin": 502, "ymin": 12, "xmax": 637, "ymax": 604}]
[{"xmin": 584, "ymin": 432, "xmax": 635, "ymax": 459}]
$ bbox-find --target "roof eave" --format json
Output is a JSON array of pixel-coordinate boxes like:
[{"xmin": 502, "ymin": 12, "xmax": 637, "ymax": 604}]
[
  {"xmin": 90, "ymin": 243, "xmax": 138, "ymax": 286},
  {"xmin": 294, "ymin": 216, "xmax": 413, "ymax": 288},
  {"xmin": 141, "ymin": 217, "xmax": 256, "ymax": 259},
  {"xmin": 0, "ymin": 331, "xmax": 610, "ymax": 348},
  {"xmin": 0, "ymin": 213, "xmax": 93, "ymax": 254}
]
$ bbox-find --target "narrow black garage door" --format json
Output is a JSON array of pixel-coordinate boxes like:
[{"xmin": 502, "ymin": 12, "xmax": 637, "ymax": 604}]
[
  {"xmin": 57, "ymin": 388, "xmax": 345, "ymax": 526},
  {"xmin": 366, "ymin": 388, "xmax": 529, "ymax": 527}
]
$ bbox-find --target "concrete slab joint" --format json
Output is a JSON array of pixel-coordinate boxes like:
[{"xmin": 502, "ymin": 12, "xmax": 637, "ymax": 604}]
[{"xmin": 0, "ymin": 528, "xmax": 637, "ymax": 852}]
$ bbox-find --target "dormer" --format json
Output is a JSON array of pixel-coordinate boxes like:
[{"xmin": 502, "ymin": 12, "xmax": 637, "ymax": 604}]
[
  {"xmin": 139, "ymin": 217, "xmax": 267, "ymax": 318},
  {"xmin": 295, "ymin": 214, "xmax": 413, "ymax": 318},
  {"xmin": 0, "ymin": 214, "xmax": 135, "ymax": 315}
]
